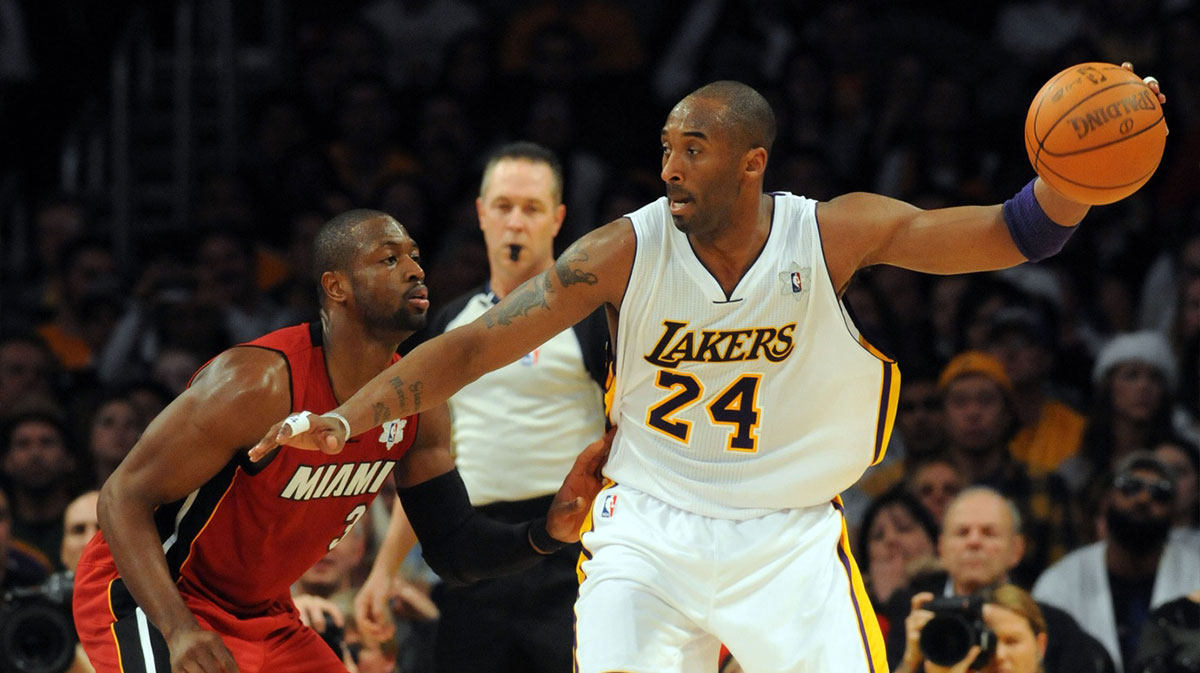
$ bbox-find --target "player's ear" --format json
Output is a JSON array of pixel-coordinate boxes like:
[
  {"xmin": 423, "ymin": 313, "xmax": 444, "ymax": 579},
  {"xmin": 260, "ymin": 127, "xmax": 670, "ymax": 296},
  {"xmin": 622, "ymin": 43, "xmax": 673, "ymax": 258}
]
[
  {"xmin": 321, "ymin": 270, "xmax": 349, "ymax": 303},
  {"xmin": 743, "ymin": 147, "xmax": 767, "ymax": 179}
]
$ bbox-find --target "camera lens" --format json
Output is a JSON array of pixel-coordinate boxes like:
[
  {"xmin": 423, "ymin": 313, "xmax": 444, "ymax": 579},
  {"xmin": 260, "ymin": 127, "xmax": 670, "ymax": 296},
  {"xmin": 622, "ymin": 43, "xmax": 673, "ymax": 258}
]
[
  {"xmin": 919, "ymin": 612, "xmax": 975, "ymax": 667},
  {"xmin": 0, "ymin": 601, "xmax": 78, "ymax": 673}
]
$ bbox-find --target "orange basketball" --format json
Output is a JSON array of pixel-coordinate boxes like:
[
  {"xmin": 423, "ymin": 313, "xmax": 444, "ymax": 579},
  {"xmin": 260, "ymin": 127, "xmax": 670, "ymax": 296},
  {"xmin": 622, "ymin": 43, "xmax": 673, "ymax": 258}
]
[{"xmin": 1024, "ymin": 62, "xmax": 1167, "ymax": 205}]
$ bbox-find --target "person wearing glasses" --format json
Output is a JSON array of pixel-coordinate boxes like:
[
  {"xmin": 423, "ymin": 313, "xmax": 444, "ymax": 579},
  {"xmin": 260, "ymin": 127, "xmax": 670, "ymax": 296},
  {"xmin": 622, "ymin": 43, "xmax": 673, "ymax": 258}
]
[{"xmin": 1033, "ymin": 452, "xmax": 1200, "ymax": 672}]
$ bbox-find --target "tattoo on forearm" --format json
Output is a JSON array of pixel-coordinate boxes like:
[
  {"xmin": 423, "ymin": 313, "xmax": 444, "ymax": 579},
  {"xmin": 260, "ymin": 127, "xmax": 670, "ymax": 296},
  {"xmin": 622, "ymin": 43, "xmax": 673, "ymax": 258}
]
[
  {"xmin": 483, "ymin": 276, "xmax": 550, "ymax": 327},
  {"xmin": 389, "ymin": 377, "xmax": 407, "ymax": 409},
  {"xmin": 373, "ymin": 403, "xmax": 391, "ymax": 424},
  {"xmin": 409, "ymin": 381, "xmax": 423, "ymax": 409},
  {"xmin": 554, "ymin": 246, "xmax": 598, "ymax": 287}
]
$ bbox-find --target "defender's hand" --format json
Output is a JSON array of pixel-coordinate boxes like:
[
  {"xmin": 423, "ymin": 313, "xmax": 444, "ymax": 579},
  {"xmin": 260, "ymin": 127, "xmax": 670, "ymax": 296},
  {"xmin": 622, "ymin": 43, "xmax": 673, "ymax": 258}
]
[
  {"xmin": 545, "ymin": 426, "xmax": 616, "ymax": 543},
  {"xmin": 249, "ymin": 411, "xmax": 347, "ymax": 462},
  {"xmin": 167, "ymin": 626, "xmax": 240, "ymax": 673}
]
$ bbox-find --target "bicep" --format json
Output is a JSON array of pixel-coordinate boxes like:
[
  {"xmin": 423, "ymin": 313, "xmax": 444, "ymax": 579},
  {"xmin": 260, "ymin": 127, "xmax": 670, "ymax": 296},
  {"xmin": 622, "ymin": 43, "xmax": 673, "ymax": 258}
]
[
  {"xmin": 818, "ymin": 193, "xmax": 1025, "ymax": 291},
  {"xmin": 104, "ymin": 350, "xmax": 291, "ymax": 508}
]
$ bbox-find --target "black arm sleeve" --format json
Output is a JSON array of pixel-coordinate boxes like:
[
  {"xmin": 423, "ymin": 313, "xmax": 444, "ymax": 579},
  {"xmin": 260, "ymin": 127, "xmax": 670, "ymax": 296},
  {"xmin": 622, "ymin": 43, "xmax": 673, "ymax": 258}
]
[{"xmin": 397, "ymin": 468, "xmax": 552, "ymax": 585}]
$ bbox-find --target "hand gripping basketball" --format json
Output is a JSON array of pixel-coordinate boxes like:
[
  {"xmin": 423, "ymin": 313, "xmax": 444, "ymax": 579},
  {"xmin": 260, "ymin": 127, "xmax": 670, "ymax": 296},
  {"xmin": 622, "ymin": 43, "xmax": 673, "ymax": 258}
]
[{"xmin": 1024, "ymin": 61, "xmax": 1167, "ymax": 205}]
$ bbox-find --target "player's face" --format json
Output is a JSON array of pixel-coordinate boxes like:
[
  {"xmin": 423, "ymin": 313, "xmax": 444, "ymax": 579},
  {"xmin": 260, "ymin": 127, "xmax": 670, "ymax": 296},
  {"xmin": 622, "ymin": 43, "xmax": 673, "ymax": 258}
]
[
  {"xmin": 980, "ymin": 604, "xmax": 1045, "ymax": 673},
  {"xmin": 938, "ymin": 492, "xmax": 1021, "ymax": 592},
  {"xmin": 660, "ymin": 97, "xmax": 745, "ymax": 236},
  {"xmin": 477, "ymin": 159, "xmax": 564, "ymax": 270},
  {"xmin": 350, "ymin": 218, "xmax": 429, "ymax": 335}
]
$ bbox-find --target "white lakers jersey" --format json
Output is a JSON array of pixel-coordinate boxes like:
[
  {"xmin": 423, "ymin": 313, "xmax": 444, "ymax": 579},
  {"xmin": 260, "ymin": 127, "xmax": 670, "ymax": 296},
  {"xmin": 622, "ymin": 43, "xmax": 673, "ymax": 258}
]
[{"xmin": 605, "ymin": 193, "xmax": 900, "ymax": 518}]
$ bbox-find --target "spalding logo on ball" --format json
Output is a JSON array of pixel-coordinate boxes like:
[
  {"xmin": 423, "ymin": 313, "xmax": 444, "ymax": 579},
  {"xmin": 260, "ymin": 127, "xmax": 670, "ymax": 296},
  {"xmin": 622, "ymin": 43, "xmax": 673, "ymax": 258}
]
[{"xmin": 1025, "ymin": 62, "xmax": 1167, "ymax": 205}]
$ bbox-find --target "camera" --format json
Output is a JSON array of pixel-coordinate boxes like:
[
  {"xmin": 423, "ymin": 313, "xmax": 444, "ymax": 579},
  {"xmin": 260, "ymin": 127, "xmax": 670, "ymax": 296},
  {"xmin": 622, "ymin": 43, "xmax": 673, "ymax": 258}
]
[
  {"xmin": 0, "ymin": 571, "xmax": 79, "ymax": 673},
  {"xmin": 918, "ymin": 595, "xmax": 995, "ymax": 670}
]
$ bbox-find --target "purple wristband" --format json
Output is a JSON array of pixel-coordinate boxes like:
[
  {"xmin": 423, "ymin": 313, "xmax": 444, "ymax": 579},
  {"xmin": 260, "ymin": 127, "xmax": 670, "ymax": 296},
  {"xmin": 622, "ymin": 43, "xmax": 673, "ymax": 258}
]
[{"xmin": 1002, "ymin": 179, "xmax": 1077, "ymax": 262}]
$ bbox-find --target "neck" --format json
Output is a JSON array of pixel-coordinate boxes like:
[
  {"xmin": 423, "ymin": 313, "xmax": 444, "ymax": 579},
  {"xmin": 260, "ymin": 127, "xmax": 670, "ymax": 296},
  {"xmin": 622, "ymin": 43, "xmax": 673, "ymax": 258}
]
[
  {"xmin": 688, "ymin": 192, "xmax": 772, "ymax": 295},
  {"xmin": 1111, "ymin": 417, "xmax": 1148, "ymax": 461},
  {"xmin": 1106, "ymin": 539, "xmax": 1164, "ymax": 578},
  {"xmin": 320, "ymin": 311, "xmax": 408, "ymax": 404},
  {"xmin": 951, "ymin": 445, "xmax": 1006, "ymax": 483}
]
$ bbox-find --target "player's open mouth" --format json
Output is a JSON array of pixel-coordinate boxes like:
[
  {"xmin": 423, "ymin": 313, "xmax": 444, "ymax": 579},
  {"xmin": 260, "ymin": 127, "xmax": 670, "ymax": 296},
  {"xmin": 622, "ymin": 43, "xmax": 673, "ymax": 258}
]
[
  {"xmin": 669, "ymin": 198, "xmax": 693, "ymax": 214},
  {"xmin": 406, "ymin": 287, "xmax": 429, "ymax": 310}
]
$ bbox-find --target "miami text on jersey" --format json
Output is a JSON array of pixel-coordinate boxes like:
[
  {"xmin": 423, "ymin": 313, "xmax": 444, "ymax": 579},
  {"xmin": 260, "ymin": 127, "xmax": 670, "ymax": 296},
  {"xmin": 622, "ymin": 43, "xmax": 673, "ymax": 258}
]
[
  {"xmin": 279, "ymin": 460, "xmax": 397, "ymax": 501},
  {"xmin": 643, "ymin": 320, "xmax": 797, "ymax": 368}
]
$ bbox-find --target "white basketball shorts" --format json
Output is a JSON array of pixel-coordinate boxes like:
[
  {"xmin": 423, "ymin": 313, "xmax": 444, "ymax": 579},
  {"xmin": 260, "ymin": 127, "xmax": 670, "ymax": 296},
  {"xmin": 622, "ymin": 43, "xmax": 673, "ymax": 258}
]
[{"xmin": 573, "ymin": 482, "xmax": 889, "ymax": 673}]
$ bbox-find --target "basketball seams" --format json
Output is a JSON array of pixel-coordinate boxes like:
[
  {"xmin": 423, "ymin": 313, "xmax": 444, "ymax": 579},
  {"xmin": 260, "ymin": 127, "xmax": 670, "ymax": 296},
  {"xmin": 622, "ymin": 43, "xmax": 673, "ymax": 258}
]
[
  {"xmin": 1038, "ymin": 113, "xmax": 1166, "ymax": 158},
  {"xmin": 1024, "ymin": 62, "xmax": 1167, "ymax": 203},
  {"xmin": 1037, "ymin": 80, "xmax": 1162, "ymax": 149}
]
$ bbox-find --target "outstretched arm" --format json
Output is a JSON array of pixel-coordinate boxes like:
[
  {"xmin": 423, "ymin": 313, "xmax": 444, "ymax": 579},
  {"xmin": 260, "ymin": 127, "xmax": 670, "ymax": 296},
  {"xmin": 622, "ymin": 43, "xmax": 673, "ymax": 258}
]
[
  {"xmin": 98, "ymin": 348, "xmax": 292, "ymax": 673},
  {"xmin": 819, "ymin": 63, "xmax": 1165, "ymax": 294},
  {"xmin": 250, "ymin": 220, "xmax": 633, "ymax": 458}
]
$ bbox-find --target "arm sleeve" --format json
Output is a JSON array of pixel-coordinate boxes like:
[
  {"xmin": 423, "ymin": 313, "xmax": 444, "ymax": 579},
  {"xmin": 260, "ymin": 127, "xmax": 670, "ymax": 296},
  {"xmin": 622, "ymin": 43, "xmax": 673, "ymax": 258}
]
[{"xmin": 397, "ymin": 468, "xmax": 549, "ymax": 585}]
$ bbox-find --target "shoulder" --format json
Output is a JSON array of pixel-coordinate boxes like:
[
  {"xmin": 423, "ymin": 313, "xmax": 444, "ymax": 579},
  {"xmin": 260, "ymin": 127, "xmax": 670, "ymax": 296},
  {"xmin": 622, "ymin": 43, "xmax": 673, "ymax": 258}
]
[{"xmin": 189, "ymin": 346, "xmax": 291, "ymax": 405}]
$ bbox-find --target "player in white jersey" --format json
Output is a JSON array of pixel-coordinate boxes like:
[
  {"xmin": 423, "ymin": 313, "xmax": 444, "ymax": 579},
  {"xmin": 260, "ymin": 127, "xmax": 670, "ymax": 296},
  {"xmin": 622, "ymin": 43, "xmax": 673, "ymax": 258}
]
[{"xmin": 253, "ymin": 71, "xmax": 1166, "ymax": 672}]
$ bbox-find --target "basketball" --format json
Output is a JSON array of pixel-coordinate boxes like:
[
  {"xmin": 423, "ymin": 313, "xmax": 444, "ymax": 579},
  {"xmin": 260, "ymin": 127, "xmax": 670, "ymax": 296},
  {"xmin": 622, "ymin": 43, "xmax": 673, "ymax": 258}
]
[{"xmin": 1024, "ymin": 62, "xmax": 1167, "ymax": 205}]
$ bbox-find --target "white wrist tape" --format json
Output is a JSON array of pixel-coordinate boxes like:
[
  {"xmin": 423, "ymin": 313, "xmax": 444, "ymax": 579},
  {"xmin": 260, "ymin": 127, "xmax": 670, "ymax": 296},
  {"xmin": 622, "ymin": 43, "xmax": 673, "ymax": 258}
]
[{"xmin": 325, "ymin": 412, "xmax": 352, "ymax": 441}]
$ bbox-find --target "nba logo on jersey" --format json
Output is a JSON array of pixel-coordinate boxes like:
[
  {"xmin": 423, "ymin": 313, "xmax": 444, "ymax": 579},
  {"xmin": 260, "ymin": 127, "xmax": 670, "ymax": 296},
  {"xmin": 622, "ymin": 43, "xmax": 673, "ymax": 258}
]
[
  {"xmin": 379, "ymin": 419, "xmax": 408, "ymax": 450},
  {"xmin": 520, "ymin": 348, "xmax": 540, "ymax": 366},
  {"xmin": 779, "ymin": 268, "xmax": 810, "ymax": 300},
  {"xmin": 600, "ymin": 493, "xmax": 617, "ymax": 518}
]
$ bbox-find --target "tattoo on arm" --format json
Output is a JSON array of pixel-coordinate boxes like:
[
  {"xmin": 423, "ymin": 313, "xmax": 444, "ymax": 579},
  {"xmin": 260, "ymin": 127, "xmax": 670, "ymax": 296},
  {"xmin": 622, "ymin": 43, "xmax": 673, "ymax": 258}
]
[
  {"xmin": 373, "ymin": 403, "xmax": 391, "ymax": 425},
  {"xmin": 483, "ymin": 275, "xmax": 551, "ymax": 327},
  {"xmin": 408, "ymin": 381, "xmax": 423, "ymax": 410},
  {"xmin": 389, "ymin": 377, "xmax": 407, "ymax": 410},
  {"xmin": 554, "ymin": 247, "xmax": 598, "ymax": 287}
]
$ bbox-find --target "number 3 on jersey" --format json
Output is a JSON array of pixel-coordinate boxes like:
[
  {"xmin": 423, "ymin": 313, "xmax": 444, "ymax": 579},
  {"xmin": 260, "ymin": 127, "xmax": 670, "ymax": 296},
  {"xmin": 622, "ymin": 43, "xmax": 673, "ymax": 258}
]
[
  {"xmin": 329, "ymin": 504, "xmax": 367, "ymax": 550},
  {"xmin": 646, "ymin": 370, "xmax": 762, "ymax": 452}
]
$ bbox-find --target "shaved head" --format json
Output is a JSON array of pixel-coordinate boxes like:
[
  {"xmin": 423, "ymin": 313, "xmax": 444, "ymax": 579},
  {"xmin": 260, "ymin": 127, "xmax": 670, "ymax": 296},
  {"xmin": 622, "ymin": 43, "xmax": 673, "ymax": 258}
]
[
  {"xmin": 312, "ymin": 209, "xmax": 392, "ymax": 283},
  {"xmin": 683, "ymin": 81, "xmax": 777, "ymax": 154}
]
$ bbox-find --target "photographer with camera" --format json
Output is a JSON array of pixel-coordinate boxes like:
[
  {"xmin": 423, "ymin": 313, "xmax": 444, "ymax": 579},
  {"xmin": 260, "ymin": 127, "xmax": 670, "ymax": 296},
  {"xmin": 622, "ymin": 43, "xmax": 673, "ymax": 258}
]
[
  {"xmin": 900, "ymin": 584, "xmax": 1045, "ymax": 673},
  {"xmin": 885, "ymin": 486, "xmax": 1114, "ymax": 673}
]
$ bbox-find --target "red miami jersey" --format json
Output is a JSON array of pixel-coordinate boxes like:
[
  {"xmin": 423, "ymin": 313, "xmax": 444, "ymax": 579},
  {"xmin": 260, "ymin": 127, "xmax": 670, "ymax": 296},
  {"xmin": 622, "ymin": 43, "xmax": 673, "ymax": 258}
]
[{"xmin": 77, "ymin": 322, "xmax": 418, "ymax": 617}]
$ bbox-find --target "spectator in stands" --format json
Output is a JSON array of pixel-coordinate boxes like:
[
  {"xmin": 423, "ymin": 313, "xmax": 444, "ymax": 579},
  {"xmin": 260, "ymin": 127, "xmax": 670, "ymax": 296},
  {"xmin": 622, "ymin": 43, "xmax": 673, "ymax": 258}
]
[
  {"xmin": 0, "ymin": 406, "xmax": 79, "ymax": 565},
  {"xmin": 856, "ymin": 488, "xmax": 938, "ymax": 609},
  {"xmin": 1152, "ymin": 438, "xmax": 1199, "ymax": 530},
  {"xmin": 0, "ymin": 332, "xmax": 59, "ymax": 411},
  {"xmin": 1034, "ymin": 452, "xmax": 1200, "ymax": 671},
  {"xmin": 82, "ymin": 392, "xmax": 144, "ymax": 487},
  {"xmin": 1058, "ymin": 331, "xmax": 1183, "ymax": 527},
  {"xmin": 985, "ymin": 305, "xmax": 1086, "ymax": 476},
  {"xmin": 0, "ymin": 483, "xmax": 51, "ymax": 590},
  {"xmin": 886, "ymin": 486, "xmax": 1115, "ymax": 673},
  {"xmin": 938, "ymin": 351, "xmax": 1076, "ymax": 586}
]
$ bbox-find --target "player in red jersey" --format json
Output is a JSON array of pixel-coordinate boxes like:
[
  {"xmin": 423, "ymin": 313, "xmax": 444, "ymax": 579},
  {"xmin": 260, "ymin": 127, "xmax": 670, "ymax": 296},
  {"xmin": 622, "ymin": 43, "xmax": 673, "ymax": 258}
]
[{"xmin": 72, "ymin": 209, "xmax": 609, "ymax": 673}]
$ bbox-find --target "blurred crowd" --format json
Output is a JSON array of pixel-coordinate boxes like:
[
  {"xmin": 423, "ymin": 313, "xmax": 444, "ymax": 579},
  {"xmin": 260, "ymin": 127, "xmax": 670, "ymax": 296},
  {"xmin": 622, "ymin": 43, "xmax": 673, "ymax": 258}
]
[{"xmin": 1, "ymin": 1, "xmax": 1198, "ymax": 672}]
